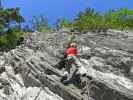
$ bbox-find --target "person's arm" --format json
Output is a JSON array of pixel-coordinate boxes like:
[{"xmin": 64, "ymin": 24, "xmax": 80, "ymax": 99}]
[{"xmin": 64, "ymin": 50, "xmax": 67, "ymax": 58}]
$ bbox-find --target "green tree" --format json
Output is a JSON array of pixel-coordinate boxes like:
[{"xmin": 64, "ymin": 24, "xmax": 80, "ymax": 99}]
[
  {"xmin": 0, "ymin": 7, "xmax": 25, "ymax": 50},
  {"xmin": 73, "ymin": 7, "xmax": 133, "ymax": 32},
  {"xmin": 0, "ymin": 8, "xmax": 24, "ymax": 33},
  {"xmin": 56, "ymin": 17, "xmax": 73, "ymax": 29},
  {"xmin": 104, "ymin": 8, "xmax": 133, "ymax": 30},
  {"xmin": 74, "ymin": 8, "xmax": 103, "ymax": 32}
]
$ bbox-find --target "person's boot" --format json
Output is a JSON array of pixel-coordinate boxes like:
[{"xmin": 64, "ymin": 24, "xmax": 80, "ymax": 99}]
[{"xmin": 60, "ymin": 71, "xmax": 68, "ymax": 83}]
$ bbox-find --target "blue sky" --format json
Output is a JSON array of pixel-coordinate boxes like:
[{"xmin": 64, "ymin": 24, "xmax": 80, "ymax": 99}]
[{"xmin": 3, "ymin": 0, "xmax": 133, "ymax": 25}]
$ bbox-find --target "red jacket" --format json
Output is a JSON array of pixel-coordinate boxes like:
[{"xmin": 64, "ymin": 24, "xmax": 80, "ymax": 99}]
[{"xmin": 64, "ymin": 47, "xmax": 77, "ymax": 57}]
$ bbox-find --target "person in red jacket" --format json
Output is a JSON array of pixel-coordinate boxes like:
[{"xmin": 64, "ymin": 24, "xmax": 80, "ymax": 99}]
[
  {"xmin": 61, "ymin": 42, "xmax": 81, "ymax": 84},
  {"xmin": 64, "ymin": 42, "xmax": 77, "ymax": 58}
]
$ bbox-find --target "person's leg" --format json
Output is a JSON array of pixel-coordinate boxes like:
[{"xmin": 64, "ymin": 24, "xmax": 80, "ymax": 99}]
[
  {"xmin": 67, "ymin": 64, "xmax": 79, "ymax": 82},
  {"xmin": 65, "ymin": 56, "xmax": 79, "ymax": 82},
  {"xmin": 61, "ymin": 58, "xmax": 70, "ymax": 82},
  {"xmin": 61, "ymin": 55, "xmax": 81, "ymax": 84},
  {"xmin": 72, "ymin": 56, "xmax": 82, "ymax": 67},
  {"xmin": 61, "ymin": 56, "xmax": 73, "ymax": 84}
]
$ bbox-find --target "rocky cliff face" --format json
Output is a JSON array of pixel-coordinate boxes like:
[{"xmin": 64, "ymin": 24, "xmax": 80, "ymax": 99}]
[{"xmin": 0, "ymin": 30, "xmax": 133, "ymax": 100}]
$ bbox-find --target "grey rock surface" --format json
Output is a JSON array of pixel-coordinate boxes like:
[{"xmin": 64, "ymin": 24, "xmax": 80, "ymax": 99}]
[{"xmin": 0, "ymin": 30, "xmax": 133, "ymax": 100}]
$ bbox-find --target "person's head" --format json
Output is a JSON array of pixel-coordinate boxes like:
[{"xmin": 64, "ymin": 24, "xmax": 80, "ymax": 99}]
[{"xmin": 70, "ymin": 42, "xmax": 77, "ymax": 48}]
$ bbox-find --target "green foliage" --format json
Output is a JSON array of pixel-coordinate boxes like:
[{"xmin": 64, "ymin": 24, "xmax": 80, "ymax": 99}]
[
  {"xmin": 73, "ymin": 8, "xmax": 103, "ymax": 32},
  {"xmin": 31, "ymin": 16, "xmax": 51, "ymax": 32},
  {"xmin": 0, "ymin": 7, "xmax": 25, "ymax": 50},
  {"xmin": 0, "ymin": 8, "xmax": 24, "ymax": 33},
  {"xmin": 104, "ymin": 8, "xmax": 133, "ymax": 30},
  {"xmin": 57, "ymin": 8, "xmax": 133, "ymax": 32},
  {"xmin": 0, "ymin": 28, "xmax": 24, "ymax": 50},
  {"xmin": 56, "ymin": 17, "xmax": 73, "ymax": 29}
]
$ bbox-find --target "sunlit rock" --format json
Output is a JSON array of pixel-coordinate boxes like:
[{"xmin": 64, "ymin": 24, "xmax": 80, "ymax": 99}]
[{"xmin": 0, "ymin": 30, "xmax": 133, "ymax": 100}]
